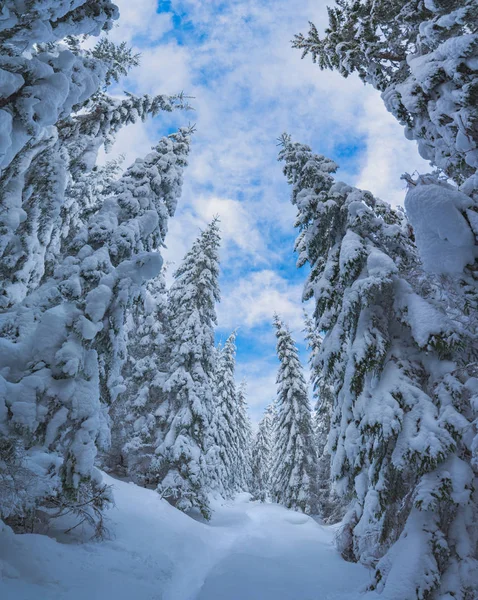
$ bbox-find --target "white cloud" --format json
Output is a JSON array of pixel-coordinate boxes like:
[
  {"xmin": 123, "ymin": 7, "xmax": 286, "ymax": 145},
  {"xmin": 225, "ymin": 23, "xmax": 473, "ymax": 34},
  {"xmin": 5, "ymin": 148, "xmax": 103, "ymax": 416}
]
[
  {"xmin": 217, "ymin": 270, "xmax": 304, "ymax": 333},
  {"xmin": 98, "ymin": 120, "xmax": 152, "ymax": 171},
  {"xmin": 110, "ymin": 1, "xmax": 173, "ymax": 45},
  {"xmin": 193, "ymin": 195, "xmax": 265, "ymax": 256},
  {"xmin": 237, "ymin": 357, "xmax": 277, "ymax": 424},
  {"xmin": 356, "ymin": 93, "xmax": 430, "ymax": 206},
  {"xmin": 128, "ymin": 43, "xmax": 193, "ymax": 96},
  {"xmin": 163, "ymin": 192, "xmax": 268, "ymax": 278}
]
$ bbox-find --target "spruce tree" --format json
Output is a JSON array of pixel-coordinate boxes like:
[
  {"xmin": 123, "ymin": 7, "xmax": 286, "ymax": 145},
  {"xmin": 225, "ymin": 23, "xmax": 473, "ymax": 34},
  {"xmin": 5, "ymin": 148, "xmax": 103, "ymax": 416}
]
[
  {"xmin": 0, "ymin": 5, "xmax": 133, "ymax": 310},
  {"xmin": 293, "ymin": 0, "xmax": 478, "ymax": 186},
  {"xmin": 152, "ymin": 219, "xmax": 221, "ymax": 519},
  {"xmin": 0, "ymin": 0, "xmax": 118, "ymax": 174},
  {"xmin": 303, "ymin": 310, "xmax": 323, "ymax": 450},
  {"xmin": 0, "ymin": 128, "xmax": 192, "ymax": 529},
  {"xmin": 251, "ymin": 405, "xmax": 274, "ymax": 501},
  {"xmin": 0, "ymin": 0, "xmax": 193, "ymax": 534},
  {"xmin": 107, "ymin": 271, "xmax": 169, "ymax": 482},
  {"xmin": 0, "ymin": 15, "xmax": 187, "ymax": 311},
  {"xmin": 279, "ymin": 134, "xmax": 478, "ymax": 599},
  {"xmin": 0, "ymin": 90, "xmax": 185, "ymax": 309},
  {"xmin": 209, "ymin": 331, "xmax": 239, "ymax": 497},
  {"xmin": 0, "ymin": 0, "xmax": 119, "ymax": 529},
  {"xmin": 293, "ymin": 1, "xmax": 478, "ymax": 276},
  {"xmin": 304, "ymin": 311, "xmax": 338, "ymax": 520},
  {"xmin": 266, "ymin": 399, "xmax": 278, "ymax": 450},
  {"xmin": 270, "ymin": 315, "xmax": 319, "ymax": 515},
  {"xmin": 234, "ymin": 381, "xmax": 253, "ymax": 493}
]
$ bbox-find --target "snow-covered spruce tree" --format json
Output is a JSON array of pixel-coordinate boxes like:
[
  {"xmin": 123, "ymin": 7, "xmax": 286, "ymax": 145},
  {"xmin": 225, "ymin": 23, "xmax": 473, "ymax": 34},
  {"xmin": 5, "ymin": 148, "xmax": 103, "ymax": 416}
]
[
  {"xmin": 0, "ymin": 79, "xmax": 185, "ymax": 309},
  {"xmin": 304, "ymin": 311, "xmax": 341, "ymax": 521},
  {"xmin": 251, "ymin": 405, "xmax": 274, "ymax": 501},
  {"xmin": 0, "ymin": 1, "xmax": 187, "ymax": 311},
  {"xmin": 0, "ymin": 4, "xmax": 139, "ymax": 309},
  {"xmin": 59, "ymin": 155, "xmax": 124, "ymax": 261},
  {"xmin": 0, "ymin": 128, "xmax": 192, "ymax": 530},
  {"xmin": 279, "ymin": 135, "xmax": 478, "ymax": 599},
  {"xmin": 234, "ymin": 380, "xmax": 253, "ymax": 493},
  {"xmin": 0, "ymin": 0, "xmax": 118, "ymax": 172},
  {"xmin": 303, "ymin": 310, "xmax": 323, "ymax": 449},
  {"xmin": 106, "ymin": 269, "xmax": 169, "ymax": 483},
  {"xmin": 208, "ymin": 331, "xmax": 239, "ymax": 498},
  {"xmin": 270, "ymin": 315, "xmax": 318, "ymax": 515},
  {"xmin": 293, "ymin": 0, "xmax": 478, "ymax": 186},
  {"xmin": 152, "ymin": 219, "xmax": 221, "ymax": 519},
  {"xmin": 265, "ymin": 399, "xmax": 278, "ymax": 448},
  {"xmin": 84, "ymin": 126, "xmax": 193, "ymax": 413},
  {"xmin": 0, "ymin": 0, "xmax": 118, "ymax": 531},
  {"xmin": 294, "ymin": 1, "xmax": 478, "ymax": 277}
]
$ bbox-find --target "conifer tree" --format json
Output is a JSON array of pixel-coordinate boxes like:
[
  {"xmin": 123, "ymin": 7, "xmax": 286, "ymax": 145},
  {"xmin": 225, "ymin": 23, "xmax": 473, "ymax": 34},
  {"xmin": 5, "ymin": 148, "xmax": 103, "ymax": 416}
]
[
  {"xmin": 0, "ymin": 0, "xmax": 118, "ymax": 173},
  {"xmin": 0, "ymin": 127, "xmax": 192, "ymax": 528},
  {"xmin": 0, "ymin": 0, "xmax": 193, "ymax": 534},
  {"xmin": 209, "ymin": 331, "xmax": 239, "ymax": 497},
  {"xmin": 0, "ymin": 5, "xmax": 143, "ymax": 310},
  {"xmin": 293, "ymin": 0, "xmax": 478, "ymax": 186},
  {"xmin": 0, "ymin": 8, "xmax": 187, "ymax": 311},
  {"xmin": 0, "ymin": 89, "xmax": 185, "ymax": 309},
  {"xmin": 0, "ymin": 0, "xmax": 119, "ymax": 529},
  {"xmin": 107, "ymin": 271, "xmax": 169, "ymax": 482},
  {"xmin": 234, "ymin": 380, "xmax": 253, "ymax": 493},
  {"xmin": 266, "ymin": 399, "xmax": 278, "ymax": 450},
  {"xmin": 304, "ymin": 311, "xmax": 338, "ymax": 520},
  {"xmin": 251, "ymin": 405, "xmax": 274, "ymax": 501},
  {"xmin": 303, "ymin": 310, "xmax": 323, "ymax": 449},
  {"xmin": 152, "ymin": 219, "xmax": 221, "ymax": 519},
  {"xmin": 279, "ymin": 134, "xmax": 478, "ymax": 599},
  {"xmin": 270, "ymin": 315, "xmax": 318, "ymax": 515},
  {"xmin": 293, "ymin": 1, "xmax": 478, "ymax": 276}
]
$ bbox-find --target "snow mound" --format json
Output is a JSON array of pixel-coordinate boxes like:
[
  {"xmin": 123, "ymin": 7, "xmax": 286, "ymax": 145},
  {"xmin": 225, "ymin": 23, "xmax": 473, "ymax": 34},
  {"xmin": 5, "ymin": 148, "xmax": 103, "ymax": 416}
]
[{"xmin": 0, "ymin": 473, "xmax": 370, "ymax": 600}]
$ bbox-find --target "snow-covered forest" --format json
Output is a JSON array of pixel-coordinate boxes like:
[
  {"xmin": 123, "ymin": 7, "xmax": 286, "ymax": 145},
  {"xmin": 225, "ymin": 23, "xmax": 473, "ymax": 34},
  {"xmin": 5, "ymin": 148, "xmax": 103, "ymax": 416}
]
[{"xmin": 0, "ymin": 1, "xmax": 477, "ymax": 599}]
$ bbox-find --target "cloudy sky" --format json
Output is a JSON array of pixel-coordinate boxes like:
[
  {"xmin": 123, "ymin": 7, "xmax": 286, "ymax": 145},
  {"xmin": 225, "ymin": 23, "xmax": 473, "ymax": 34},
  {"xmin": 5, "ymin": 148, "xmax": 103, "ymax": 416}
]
[{"xmin": 101, "ymin": 0, "xmax": 429, "ymax": 422}]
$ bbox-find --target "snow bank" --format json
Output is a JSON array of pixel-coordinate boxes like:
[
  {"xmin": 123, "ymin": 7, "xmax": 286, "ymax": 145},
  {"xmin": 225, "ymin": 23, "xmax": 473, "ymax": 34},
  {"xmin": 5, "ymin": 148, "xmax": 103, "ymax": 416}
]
[{"xmin": 0, "ymin": 473, "xmax": 369, "ymax": 600}]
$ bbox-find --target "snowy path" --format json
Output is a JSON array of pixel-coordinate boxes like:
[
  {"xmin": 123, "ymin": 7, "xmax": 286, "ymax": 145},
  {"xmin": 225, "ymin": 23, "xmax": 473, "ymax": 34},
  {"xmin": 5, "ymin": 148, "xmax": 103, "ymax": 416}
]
[
  {"xmin": 196, "ymin": 497, "xmax": 370, "ymax": 600},
  {"xmin": 0, "ymin": 474, "xmax": 370, "ymax": 600}
]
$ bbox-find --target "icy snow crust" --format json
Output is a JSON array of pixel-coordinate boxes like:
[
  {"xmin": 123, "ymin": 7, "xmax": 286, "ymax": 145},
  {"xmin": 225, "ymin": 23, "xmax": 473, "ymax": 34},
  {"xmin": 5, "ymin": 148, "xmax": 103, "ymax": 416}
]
[{"xmin": 0, "ymin": 473, "xmax": 369, "ymax": 600}]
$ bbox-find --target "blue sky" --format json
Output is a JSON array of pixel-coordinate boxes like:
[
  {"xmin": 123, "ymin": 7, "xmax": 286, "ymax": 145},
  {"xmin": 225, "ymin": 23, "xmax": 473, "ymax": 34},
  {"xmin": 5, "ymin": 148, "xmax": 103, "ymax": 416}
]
[{"xmin": 101, "ymin": 0, "xmax": 429, "ymax": 422}]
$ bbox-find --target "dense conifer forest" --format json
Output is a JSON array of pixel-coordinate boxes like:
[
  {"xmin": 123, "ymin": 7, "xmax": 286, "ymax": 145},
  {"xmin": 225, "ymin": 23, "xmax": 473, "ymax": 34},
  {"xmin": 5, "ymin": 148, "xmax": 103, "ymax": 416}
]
[{"xmin": 1, "ymin": 1, "xmax": 477, "ymax": 599}]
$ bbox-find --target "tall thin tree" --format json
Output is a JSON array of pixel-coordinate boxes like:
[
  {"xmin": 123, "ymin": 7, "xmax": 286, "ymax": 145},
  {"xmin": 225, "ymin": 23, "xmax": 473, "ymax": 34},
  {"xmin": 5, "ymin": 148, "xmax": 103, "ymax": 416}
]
[
  {"xmin": 153, "ymin": 219, "xmax": 221, "ymax": 519},
  {"xmin": 270, "ymin": 315, "xmax": 319, "ymax": 514}
]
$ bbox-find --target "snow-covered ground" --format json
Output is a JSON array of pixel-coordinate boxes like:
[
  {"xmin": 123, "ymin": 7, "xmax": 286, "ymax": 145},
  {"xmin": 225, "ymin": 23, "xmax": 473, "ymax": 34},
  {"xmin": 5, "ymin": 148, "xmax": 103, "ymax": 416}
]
[{"xmin": 0, "ymin": 473, "xmax": 369, "ymax": 600}]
